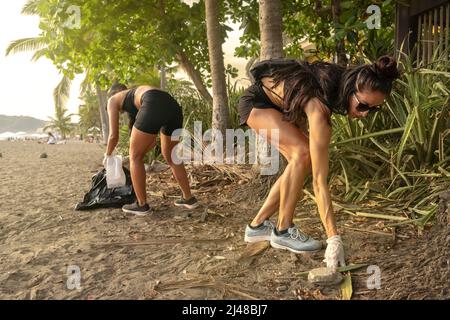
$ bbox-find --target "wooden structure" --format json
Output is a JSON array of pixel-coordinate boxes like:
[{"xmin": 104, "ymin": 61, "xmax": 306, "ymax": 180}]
[{"xmin": 396, "ymin": 0, "xmax": 449, "ymax": 65}]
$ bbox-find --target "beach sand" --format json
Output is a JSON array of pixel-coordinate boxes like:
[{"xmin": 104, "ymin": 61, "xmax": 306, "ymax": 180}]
[{"xmin": 0, "ymin": 141, "xmax": 448, "ymax": 300}]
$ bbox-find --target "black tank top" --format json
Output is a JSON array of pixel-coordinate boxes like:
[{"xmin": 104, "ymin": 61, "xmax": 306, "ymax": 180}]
[
  {"xmin": 256, "ymin": 82, "xmax": 283, "ymax": 111},
  {"xmin": 122, "ymin": 87, "xmax": 138, "ymax": 119}
]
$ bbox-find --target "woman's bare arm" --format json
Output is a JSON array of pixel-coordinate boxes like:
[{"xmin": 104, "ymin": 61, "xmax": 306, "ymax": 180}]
[
  {"xmin": 304, "ymin": 98, "xmax": 338, "ymax": 237},
  {"xmin": 105, "ymin": 96, "xmax": 120, "ymax": 156}
]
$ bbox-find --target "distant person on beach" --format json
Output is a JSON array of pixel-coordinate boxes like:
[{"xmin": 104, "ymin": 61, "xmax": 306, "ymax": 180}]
[
  {"xmin": 47, "ymin": 132, "xmax": 56, "ymax": 145},
  {"xmin": 238, "ymin": 56, "xmax": 400, "ymax": 269},
  {"xmin": 105, "ymin": 84, "xmax": 198, "ymax": 215}
]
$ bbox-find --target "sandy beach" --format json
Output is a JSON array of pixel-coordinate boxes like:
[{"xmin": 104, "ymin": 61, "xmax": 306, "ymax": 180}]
[{"xmin": 0, "ymin": 140, "xmax": 448, "ymax": 300}]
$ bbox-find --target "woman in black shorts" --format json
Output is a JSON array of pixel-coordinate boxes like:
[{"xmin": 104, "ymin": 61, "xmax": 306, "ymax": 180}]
[{"xmin": 105, "ymin": 84, "xmax": 198, "ymax": 215}]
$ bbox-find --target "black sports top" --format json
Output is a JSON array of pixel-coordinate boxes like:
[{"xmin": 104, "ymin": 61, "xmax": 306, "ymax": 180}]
[
  {"xmin": 259, "ymin": 82, "xmax": 284, "ymax": 107},
  {"xmin": 122, "ymin": 87, "xmax": 138, "ymax": 119},
  {"xmin": 253, "ymin": 81, "xmax": 281, "ymax": 111}
]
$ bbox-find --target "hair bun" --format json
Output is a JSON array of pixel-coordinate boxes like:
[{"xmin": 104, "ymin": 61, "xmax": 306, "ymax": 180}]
[{"xmin": 373, "ymin": 55, "xmax": 400, "ymax": 81}]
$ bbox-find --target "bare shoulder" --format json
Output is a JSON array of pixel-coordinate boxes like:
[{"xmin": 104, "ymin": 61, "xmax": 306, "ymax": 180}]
[
  {"xmin": 107, "ymin": 94, "xmax": 120, "ymax": 107},
  {"xmin": 304, "ymin": 98, "xmax": 332, "ymax": 121},
  {"xmin": 107, "ymin": 92, "xmax": 125, "ymax": 112}
]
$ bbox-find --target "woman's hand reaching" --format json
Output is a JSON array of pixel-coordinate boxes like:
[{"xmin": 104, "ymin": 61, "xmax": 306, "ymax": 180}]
[{"xmin": 323, "ymin": 235, "xmax": 346, "ymax": 270}]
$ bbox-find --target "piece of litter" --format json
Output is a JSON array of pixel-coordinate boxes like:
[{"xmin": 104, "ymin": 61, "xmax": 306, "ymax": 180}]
[{"xmin": 308, "ymin": 267, "xmax": 343, "ymax": 285}]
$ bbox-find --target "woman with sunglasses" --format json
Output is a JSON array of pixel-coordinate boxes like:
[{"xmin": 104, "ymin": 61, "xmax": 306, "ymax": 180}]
[{"xmin": 238, "ymin": 55, "xmax": 400, "ymax": 269}]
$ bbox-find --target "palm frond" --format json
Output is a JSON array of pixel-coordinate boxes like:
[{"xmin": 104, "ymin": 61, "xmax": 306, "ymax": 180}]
[
  {"xmin": 31, "ymin": 48, "xmax": 49, "ymax": 62},
  {"xmin": 5, "ymin": 37, "xmax": 47, "ymax": 56},
  {"xmin": 80, "ymin": 69, "xmax": 92, "ymax": 95},
  {"xmin": 53, "ymin": 74, "xmax": 72, "ymax": 110},
  {"xmin": 21, "ymin": 0, "xmax": 41, "ymax": 15},
  {"xmin": 43, "ymin": 124, "xmax": 56, "ymax": 131}
]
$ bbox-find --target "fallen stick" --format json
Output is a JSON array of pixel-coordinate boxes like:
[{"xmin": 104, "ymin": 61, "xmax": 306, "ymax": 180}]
[
  {"xmin": 226, "ymin": 288, "xmax": 259, "ymax": 300},
  {"xmin": 351, "ymin": 211, "xmax": 409, "ymax": 221}
]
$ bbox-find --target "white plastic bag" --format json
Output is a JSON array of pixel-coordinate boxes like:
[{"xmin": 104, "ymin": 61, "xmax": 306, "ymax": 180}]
[{"xmin": 105, "ymin": 155, "xmax": 126, "ymax": 189}]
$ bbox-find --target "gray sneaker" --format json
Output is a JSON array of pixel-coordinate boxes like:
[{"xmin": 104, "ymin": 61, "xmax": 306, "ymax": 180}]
[
  {"xmin": 244, "ymin": 220, "xmax": 274, "ymax": 242},
  {"xmin": 270, "ymin": 225, "xmax": 322, "ymax": 253},
  {"xmin": 174, "ymin": 196, "xmax": 199, "ymax": 209},
  {"xmin": 122, "ymin": 202, "xmax": 151, "ymax": 216}
]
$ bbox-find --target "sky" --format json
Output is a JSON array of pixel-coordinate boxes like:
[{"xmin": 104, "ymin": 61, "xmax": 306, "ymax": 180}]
[{"xmin": 0, "ymin": 0, "xmax": 248, "ymax": 122}]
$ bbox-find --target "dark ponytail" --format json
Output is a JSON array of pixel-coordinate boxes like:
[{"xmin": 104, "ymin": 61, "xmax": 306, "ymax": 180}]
[
  {"xmin": 373, "ymin": 55, "xmax": 401, "ymax": 81},
  {"xmin": 107, "ymin": 83, "xmax": 127, "ymax": 99}
]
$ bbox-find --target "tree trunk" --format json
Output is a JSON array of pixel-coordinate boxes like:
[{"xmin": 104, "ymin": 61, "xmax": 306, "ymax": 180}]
[
  {"xmin": 176, "ymin": 52, "xmax": 213, "ymax": 104},
  {"xmin": 205, "ymin": 0, "xmax": 230, "ymax": 133},
  {"xmin": 159, "ymin": 64, "xmax": 167, "ymax": 91},
  {"xmin": 332, "ymin": 0, "xmax": 348, "ymax": 65},
  {"xmin": 95, "ymin": 84, "xmax": 109, "ymax": 143},
  {"xmin": 257, "ymin": 0, "xmax": 285, "ymax": 178},
  {"xmin": 259, "ymin": 0, "xmax": 284, "ymax": 60}
]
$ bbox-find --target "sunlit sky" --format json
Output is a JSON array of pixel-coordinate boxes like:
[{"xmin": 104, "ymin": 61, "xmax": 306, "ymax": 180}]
[{"xmin": 0, "ymin": 0, "xmax": 248, "ymax": 122}]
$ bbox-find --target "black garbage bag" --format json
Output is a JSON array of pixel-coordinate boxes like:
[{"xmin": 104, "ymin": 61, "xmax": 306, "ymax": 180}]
[{"xmin": 75, "ymin": 167, "xmax": 136, "ymax": 210}]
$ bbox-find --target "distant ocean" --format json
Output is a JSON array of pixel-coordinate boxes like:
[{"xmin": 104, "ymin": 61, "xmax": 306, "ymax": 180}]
[{"xmin": 0, "ymin": 131, "xmax": 49, "ymax": 141}]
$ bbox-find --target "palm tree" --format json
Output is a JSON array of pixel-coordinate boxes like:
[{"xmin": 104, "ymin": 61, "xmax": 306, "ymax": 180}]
[
  {"xmin": 5, "ymin": 0, "xmax": 112, "ymax": 141},
  {"xmin": 259, "ymin": 0, "xmax": 284, "ymax": 60},
  {"xmin": 43, "ymin": 111, "xmax": 74, "ymax": 140},
  {"xmin": 5, "ymin": 0, "xmax": 72, "ymax": 96},
  {"xmin": 43, "ymin": 76, "xmax": 75, "ymax": 139},
  {"xmin": 331, "ymin": 0, "xmax": 348, "ymax": 64},
  {"xmin": 78, "ymin": 85, "xmax": 102, "ymax": 136},
  {"xmin": 205, "ymin": 0, "xmax": 230, "ymax": 133},
  {"xmin": 5, "ymin": 17, "xmax": 73, "ymax": 132}
]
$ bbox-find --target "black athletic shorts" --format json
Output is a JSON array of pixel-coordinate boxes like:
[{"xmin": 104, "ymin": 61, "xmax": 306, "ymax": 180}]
[
  {"xmin": 134, "ymin": 90, "xmax": 183, "ymax": 136},
  {"xmin": 237, "ymin": 83, "xmax": 283, "ymax": 126}
]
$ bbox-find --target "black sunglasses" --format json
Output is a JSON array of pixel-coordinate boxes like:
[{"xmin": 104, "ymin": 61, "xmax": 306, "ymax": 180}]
[{"xmin": 353, "ymin": 93, "xmax": 383, "ymax": 113}]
